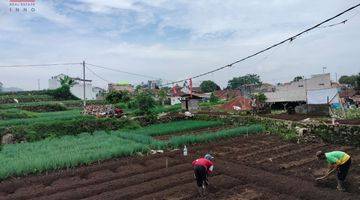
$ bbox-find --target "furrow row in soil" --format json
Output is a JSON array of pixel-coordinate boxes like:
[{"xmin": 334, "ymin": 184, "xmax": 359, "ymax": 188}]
[
  {"xmin": 133, "ymin": 174, "xmax": 241, "ymax": 200},
  {"xmin": 3, "ymin": 156, "xmax": 186, "ymax": 199},
  {"xmin": 82, "ymin": 170, "xmax": 202, "ymax": 200},
  {"xmin": 217, "ymin": 159, "xmax": 358, "ymax": 200},
  {"xmin": 30, "ymin": 163, "xmax": 192, "ymax": 200},
  {"xmin": 255, "ymin": 143, "xmax": 325, "ymax": 164}
]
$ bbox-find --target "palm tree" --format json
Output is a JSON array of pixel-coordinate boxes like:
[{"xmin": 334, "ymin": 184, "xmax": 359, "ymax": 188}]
[{"xmin": 59, "ymin": 75, "xmax": 75, "ymax": 87}]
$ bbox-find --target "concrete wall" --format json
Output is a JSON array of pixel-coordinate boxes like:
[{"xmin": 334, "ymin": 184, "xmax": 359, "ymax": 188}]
[{"xmin": 295, "ymin": 104, "xmax": 330, "ymax": 116}]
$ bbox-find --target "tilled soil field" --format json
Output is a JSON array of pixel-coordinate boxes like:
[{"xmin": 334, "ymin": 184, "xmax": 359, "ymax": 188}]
[{"xmin": 0, "ymin": 134, "xmax": 359, "ymax": 200}]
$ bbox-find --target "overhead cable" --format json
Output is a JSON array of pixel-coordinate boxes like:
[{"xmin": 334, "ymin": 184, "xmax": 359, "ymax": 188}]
[
  {"xmin": 0, "ymin": 63, "xmax": 81, "ymax": 68},
  {"xmin": 160, "ymin": 3, "xmax": 360, "ymax": 86}
]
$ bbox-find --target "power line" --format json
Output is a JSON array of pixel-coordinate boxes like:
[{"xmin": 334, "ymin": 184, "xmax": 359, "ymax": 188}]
[
  {"xmin": 86, "ymin": 63, "xmax": 164, "ymax": 80},
  {"xmin": 161, "ymin": 3, "xmax": 360, "ymax": 86},
  {"xmin": 318, "ymin": 19, "xmax": 348, "ymax": 28},
  {"xmin": 85, "ymin": 66, "xmax": 111, "ymax": 83},
  {"xmin": 0, "ymin": 62, "xmax": 81, "ymax": 68}
]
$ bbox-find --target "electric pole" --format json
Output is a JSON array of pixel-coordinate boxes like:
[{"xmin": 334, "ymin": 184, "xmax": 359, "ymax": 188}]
[
  {"xmin": 37, "ymin": 79, "xmax": 40, "ymax": 90},
  {"xmin": 83, "ymin": 60, "xmax": 86, "ymax": 110},
  {"xmin": 335, "ymin": 73, "xmax": 338, "ymax": 82}
]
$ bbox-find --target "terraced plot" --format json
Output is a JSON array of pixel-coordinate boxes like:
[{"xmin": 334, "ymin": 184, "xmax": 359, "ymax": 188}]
[{"xmin": 0, "ymin": 134, "xmax": 359, "ymax": 200}]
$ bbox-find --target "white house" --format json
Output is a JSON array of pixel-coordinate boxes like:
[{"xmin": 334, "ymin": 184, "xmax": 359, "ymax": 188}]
[
  {"xmin": 49, "ymin": 74, "xmax": 104, "ymax": 100},
  {"xmin": 264, "ymin": 73, "xmax": 334, "ymax": 103}
]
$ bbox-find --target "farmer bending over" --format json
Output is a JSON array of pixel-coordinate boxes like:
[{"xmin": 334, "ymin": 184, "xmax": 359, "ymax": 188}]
[
  {"xmin": 192, "ymin": 154, "xmax": 214, "ymax": 196},
  {"xmin": 316, "ymin": 150, "xmax": 351, "ymax": 191}
]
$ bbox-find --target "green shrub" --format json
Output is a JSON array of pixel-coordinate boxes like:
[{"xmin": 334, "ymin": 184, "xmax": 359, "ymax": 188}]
[
  {"xmin": 210, "ymin": 92, "xmax": 219, "ymax": 103},
  {"xmin": 115, "ymin": 102, "xmax": 128, "ymax": 109},
  {"xmin": 105, "ymin": 91, "xmax": 131, "ymax": 104},
  {"xmin": 46, "ymin": 85, "xmax": 79, "ymax": 101},
  {"xmin": 169, "ymin": 125, "xmax": 264, "ymax": 148},
  {"xmin": 135, "ymin": 92, "xmax": 156, "ymax": 115}
]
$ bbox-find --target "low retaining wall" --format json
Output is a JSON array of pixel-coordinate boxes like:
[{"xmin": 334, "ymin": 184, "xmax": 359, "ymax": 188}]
[{"xmin": 195, "ymin": 114, "xmax": 360, "ymax": 147}]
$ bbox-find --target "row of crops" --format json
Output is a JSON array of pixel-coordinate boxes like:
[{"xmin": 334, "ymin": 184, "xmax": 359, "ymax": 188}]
[
  {"xmin": 0, "ymin": 120, "xmax": 264, "ymax": 180},
  {"xmin": 0, "ymin": 94, "xmax": 55, "ymax": 104},
  {"xmin": 0, "ymin": 100, "xmax": 105, "ymax": 110}
]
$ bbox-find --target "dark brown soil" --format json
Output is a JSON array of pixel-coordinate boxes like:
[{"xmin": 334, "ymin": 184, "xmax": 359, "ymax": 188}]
[{"xmin": 0, "ymin": 134, "xmax": 359, "ymax": 200}]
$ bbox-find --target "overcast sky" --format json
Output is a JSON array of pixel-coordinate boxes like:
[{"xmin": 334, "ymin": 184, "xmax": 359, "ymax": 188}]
[{"xmin": 0, "ymin": 0, "xmax": 359, "ymax": 90}]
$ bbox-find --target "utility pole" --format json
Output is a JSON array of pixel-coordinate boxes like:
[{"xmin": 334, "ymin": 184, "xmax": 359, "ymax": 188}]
[
  {"xmin": 335, "ymin": 73, "xmax": 338, "ymax": 82},
  {"xmin": 304, "ymin": 76, "xmax": 309, "ymax": 113},
  {"xmin": 83, "ymin": 61, "xmax": 86, "ymax": 110},
  {"xmin": 37, "ymin": 79, "xmax": 40, "ymax": 90}
]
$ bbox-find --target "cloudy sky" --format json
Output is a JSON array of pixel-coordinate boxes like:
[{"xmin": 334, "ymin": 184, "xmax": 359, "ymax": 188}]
[{"xmin": 0, "ymin": 0, "xmax": 359, "ymax": 90}]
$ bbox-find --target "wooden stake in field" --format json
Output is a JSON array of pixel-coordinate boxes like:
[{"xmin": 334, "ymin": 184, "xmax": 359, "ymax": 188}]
[{"xmin": 165, "ymin": 157, "xmax": 168, "ymax": 169}]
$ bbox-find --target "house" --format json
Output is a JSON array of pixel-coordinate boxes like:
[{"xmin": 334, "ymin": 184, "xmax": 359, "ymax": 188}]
[
  {"xmin": 108, "ymin": 83, "xmax": 134, "ymax": 93},
  {"xmin": 146, "ymin": 79, "xmax": 163, "ymax": 89},
  {"xmin": 180, "ymin": 91, "xmax": 211, "ymax": 111},
  {"xmin": 93, "ymin": 87, "xmax": 106, "ymax": 100},
  {"xmin": 238, "ymin": 83, "xmax": 275, "ymax": 98},
  {"xmin": 48, "ymin": 74, "xmax": 104, "ymax": 100},
  {"xmin": 180, "ymin": 94, "xmax": 202, "ymax": 111},
  {"xmin": 264, "ymin": 73, "xmax": 333, "ymax": 103}
]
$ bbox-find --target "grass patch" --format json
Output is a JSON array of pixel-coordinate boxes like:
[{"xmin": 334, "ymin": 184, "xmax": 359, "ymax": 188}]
[
  {"xmin": 130, "ymin": 120, "xmax": 224, "ymax": 136},
  {"xmin": 169, "ymin": 125, "xmax": 264, "ymax": 148},
  {"xmin": 0, "ymin": 132, "xmax": 148, "ymax": 180}
]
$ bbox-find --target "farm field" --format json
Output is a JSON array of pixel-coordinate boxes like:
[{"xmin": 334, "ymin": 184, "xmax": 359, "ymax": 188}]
[{"xmin": 0, "ymin": 133, "xmax": 359, "ymax": 200}]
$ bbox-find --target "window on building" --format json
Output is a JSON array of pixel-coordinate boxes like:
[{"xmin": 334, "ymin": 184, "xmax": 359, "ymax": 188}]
[
  {"xmin": 298, "ymin": 85, "xmax": 304, "ymax": 87},
  {"xmin": 319, "ymin": 83, "xmax": 325, "ymax": 86}
]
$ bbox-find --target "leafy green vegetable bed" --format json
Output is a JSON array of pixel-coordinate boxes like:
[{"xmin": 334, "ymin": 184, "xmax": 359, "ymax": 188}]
[
  {"xmin": 0, "ymin": 132, "xmax": 147, "ymax": 180},
  {"xmin": 0, "ymin": 110, "xmax": 83, "ymax": 128},
  {"xmin": 0, "ymin": 122, "xmax": 263, "ymax": 180},
  {"xmin": 169, "ymin": 124, "xmax": 264, "ymax": 148},
  {"xmin": 130, "ymin": 120, "xmax": 224, "ymax": 136}
]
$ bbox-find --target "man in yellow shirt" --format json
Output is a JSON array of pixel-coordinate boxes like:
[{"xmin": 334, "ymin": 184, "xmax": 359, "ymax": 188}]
[{"xmin": 316, "ymin": 150, "xmax": 351, "ymax": 191}]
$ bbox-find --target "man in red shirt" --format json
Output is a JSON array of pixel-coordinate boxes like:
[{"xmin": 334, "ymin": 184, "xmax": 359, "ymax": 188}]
[{"xmin": 192, "ymin": 154, "xmax": 214, "ymax": 196}]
